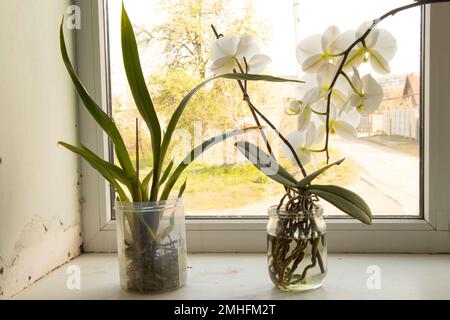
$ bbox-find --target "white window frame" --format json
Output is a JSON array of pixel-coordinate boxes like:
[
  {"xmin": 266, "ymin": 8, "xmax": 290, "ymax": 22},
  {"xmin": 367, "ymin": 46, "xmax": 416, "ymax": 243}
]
[{"xmin": 75, "ymin": 0, "xmax": 450, "ymax": 253}]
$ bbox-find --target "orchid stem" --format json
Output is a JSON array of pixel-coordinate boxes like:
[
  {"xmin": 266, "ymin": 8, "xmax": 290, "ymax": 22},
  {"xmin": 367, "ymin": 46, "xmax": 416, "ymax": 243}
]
[
  {"xmin": 340, "ymin": 71, "xmax": 359, "ymax": 95},
  {"xmin": 211, "ymin": 24, "xmax": 308, "ymax": 177}
]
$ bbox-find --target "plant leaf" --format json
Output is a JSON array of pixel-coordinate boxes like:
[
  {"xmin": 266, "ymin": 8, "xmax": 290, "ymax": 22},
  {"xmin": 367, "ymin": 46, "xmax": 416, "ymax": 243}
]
[
  {"xmin": 221, "ymin": 73, "xmax": 304, "ymax": 83},
  {"xmin": 59, "ymin": 142, "xmax": 130, "ymax": 187},
  {"xmin": 60, "ymin": 22, "xmax": 135, "ymax": 181},
  {"xmin": 235, "ymin": 141, "xmax": 298, "ymax": 188},
  {"xmin": 156, "ymin": 210, "xmax": 176, "ymax": 242},
  {"xmin": 159, "ymin": 160, "xmax": 174, "ymax": 186},
  {"xmin": 140, "ymin": 169, "xmax": 153, "ymax": 202},
  {"xmin": 160, "ymin": 127, "xmax": 258, "ymax": 200},
  {"xmin": 306, "ymin": 184, "xmax": 372, "ymax": 224},
  {"xmin": 121, "ymin": 4, "xmax": 162, "ymax": 201},
  {"xmin": 58, "ymin": 141, "xmax": 130, "ymax": 202},
  {"xmin": 297, "ymin": 158, "xmax": 345, "ymax": 188},
  {"xmin": 178, "ymin": 179, "xmax": 187, "ymax": 198},
  {"xmin": 136, "ymin": 214, "xmax": 157, "ymax": 242},
  {"xmin": 159, "ymin": 73, "xmax": 303, "ymax": 180},
  {"xmin": 157, "ymin": 191, "xmax": 185, "ymax": 241}
]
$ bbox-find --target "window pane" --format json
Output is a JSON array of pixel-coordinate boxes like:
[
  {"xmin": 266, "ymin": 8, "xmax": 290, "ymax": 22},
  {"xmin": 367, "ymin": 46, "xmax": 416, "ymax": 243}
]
[{"xmin": 106, "ymin": 0, "xmax": 422, "ymax": 217}]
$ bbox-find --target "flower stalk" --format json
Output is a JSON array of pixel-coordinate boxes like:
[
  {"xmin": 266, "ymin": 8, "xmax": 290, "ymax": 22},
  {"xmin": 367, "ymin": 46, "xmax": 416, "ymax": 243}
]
[{"xmin": 210, "ymin": 24, "xmax": 308, "ymax": 178}]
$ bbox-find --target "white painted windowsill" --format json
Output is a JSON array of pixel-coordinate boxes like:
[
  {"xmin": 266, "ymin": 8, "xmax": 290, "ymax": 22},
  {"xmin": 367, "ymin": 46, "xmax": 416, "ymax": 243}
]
[{"xmin": 13, "ymin": 253, "xmax": 450, "ymax": 300}]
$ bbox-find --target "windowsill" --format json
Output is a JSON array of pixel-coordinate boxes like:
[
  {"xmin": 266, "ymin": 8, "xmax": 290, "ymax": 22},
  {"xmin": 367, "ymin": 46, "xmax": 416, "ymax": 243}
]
[{"xmin": 12, "ymin": 253, "xmax": 450, "ymax": 299}]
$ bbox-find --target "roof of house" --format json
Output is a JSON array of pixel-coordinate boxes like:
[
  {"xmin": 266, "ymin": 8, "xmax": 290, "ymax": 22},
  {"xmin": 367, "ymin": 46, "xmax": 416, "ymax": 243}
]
[{"xmin": 403, "ymin": 73, "xmax": 420, "ymax": 105}]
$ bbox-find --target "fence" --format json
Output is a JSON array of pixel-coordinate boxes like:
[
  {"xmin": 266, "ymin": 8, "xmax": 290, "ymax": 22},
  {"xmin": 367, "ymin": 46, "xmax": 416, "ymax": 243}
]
[
  {"xmin": 357, "ymin": 109, "xmax": 419, "ymax": 141},
  {"xmin": 383, "ymin": 109, "xmax": 419, "ymax": 140}
]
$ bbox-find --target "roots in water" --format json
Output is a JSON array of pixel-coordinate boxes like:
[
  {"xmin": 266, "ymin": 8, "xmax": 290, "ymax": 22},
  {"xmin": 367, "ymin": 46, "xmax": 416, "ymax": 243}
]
[
  {"xmin": 269, "ymin": 191, "xmax": 327, "ymax": 290},
  {"xmin": 268, "ymin": 233, "xmax": 326, "ymax": 290},
  {"xmin": 124, "ymin": 241, "xmax": 181, "ymax": 292}
]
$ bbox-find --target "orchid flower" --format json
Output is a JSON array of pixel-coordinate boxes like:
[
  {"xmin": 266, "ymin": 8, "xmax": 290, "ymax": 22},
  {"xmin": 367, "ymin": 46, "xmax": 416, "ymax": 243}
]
[
  {"xmin": 347, "ymin": 67, "xmax": 384, "ymax": 114},
  {"xmin": 317, "ymin": 105, "xmax": 361, "ymax": 140},
  {"xmin": 288, "ymin": 64, "xmax": 350, "ymax": 131},
  {"xmin": 296, "ymin": 26, "xmax": 342, "ymax": 73},
  {"xmin": 315, "ymin": 63, "xmax": 348, "ymax": 110},
  {"xmin": 296, "ymin": 87, "xmax": 323, "ymax": 131},
  {"xmin": 285, "ymin": 99, "xmax": 302, "ymax": 115},
  {"xmin": 282, "ymin": 122, "xmax": 323, "ymax": 166},
  {"xmin": 210, "ymin": 35, "xmax": 271, "ymax": 75},
  {"xmin": 334, "ymin": 22, "xmax": 397, "ymax": 74}
]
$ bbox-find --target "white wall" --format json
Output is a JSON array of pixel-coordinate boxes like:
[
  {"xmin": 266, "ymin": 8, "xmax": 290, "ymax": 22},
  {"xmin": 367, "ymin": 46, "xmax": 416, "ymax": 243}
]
[{"xmin": 0, "ymin": 0, "xmax": 82, "ymax": 298}]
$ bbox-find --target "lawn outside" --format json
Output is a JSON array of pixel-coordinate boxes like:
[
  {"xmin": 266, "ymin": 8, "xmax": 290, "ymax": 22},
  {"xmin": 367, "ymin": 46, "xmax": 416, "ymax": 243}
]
[
  {"xmin": 178, "ymin": 150, "xmax": 362, "ymax": 216},
  {"xmin": 132, "ymin": 134, "xmax": 419, "ymax": 217},
  {"xmin": 180, "ymin": 135, "xmax": 420, "ymax": 217}
]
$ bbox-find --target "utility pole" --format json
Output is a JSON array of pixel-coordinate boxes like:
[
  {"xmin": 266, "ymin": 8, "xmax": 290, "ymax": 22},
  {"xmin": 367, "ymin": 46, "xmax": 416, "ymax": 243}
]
[{"xmin": 293, "ymin": 0, "xmax": 301, "ymax": 80}]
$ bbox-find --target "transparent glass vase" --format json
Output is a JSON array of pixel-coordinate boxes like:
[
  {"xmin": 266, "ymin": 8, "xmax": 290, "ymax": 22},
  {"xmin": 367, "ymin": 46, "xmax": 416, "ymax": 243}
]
[
  {"xmin": 267, "ymin": 205, "xmax": 327, "ymax": 291},
  {"xmin": 115, "ymin": 198, "xmax": 187, "ymax": 292}
]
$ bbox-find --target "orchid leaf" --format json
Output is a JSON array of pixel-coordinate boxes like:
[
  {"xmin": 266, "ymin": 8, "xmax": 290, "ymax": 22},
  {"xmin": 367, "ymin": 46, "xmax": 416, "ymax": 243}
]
[
  {"xmin": 297, "ymin": 158, "xmax": 345, "ymax": 188},
  {"xmin": 159, "ymin": 160, "xmax": 174, "ymax": 186},
  {"xmin": 60, "ymin": 22, "xmax": 135, "ymax": 181},
  {"xmin": 137, "ymin": 214, "xmax": 157, "ymax": 242},
  {"xmin": 235, "ymin": 141, "xmax": 298, "ymax": 188},
  {"xmin": 140, "ymin": 169, "xmax": 153, "ymax": 201},
  {"xmin": 156, "ymin": 210, "xmax": 176, "ymax": 242},
  {"xmin": 306, "ymin": 184, "xmax": 372, "ymax": 224},
  {"xmin": 221, "ymin": 73, "xmax": 304, "ymax": 83},
  {"xmin": 58, "ymin": 142, "xmax": 130, "ymax": 202},
  {"xmin": 121, "ymin": 4, "xmax": 162, "ymax": 201},
  {"xmin": 178, "ymin": 179, "xmax": 187, "ymax": 198}
]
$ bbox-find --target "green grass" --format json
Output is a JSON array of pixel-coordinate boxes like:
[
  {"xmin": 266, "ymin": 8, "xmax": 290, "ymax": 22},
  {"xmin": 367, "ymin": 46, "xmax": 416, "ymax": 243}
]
[
  {"xmin": 177, "ymin": 163, "xmax": 283, "ymax": 211},
  {"xmin": 133, "ymin": 148, "xmax": 361, "ymax": 211}
]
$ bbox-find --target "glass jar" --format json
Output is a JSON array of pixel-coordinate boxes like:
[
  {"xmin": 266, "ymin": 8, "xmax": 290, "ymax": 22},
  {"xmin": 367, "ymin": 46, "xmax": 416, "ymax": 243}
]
[
  {"xmin": 115, "ymin": 198, "xmax": 187, "ymax": 292},
  {"xmin": 266, "ymin": 205, "xmax": 327, "ymax": 291}
]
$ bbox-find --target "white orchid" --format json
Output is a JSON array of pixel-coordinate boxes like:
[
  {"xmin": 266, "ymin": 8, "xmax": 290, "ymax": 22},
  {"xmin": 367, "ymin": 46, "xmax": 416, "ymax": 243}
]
[
  {"xmin": 317, "ymin": 105, "xmax": 361, "ymax": 140},
  {"xmin": 334, "ymin": 22, "xmax": 397, "ymax": 74},
  {"xmin": 296, "ymin": 26, "xmax": 342, "ymax": 73},
  {"xmin": 315, "ymin": 63, "xmax": 348, "ymax": 110},
  {"xmin": 282, "ymin": 122, "xmax": 323, "ymax": 166},
  {"xmin": 347, "ymin": 67, "xmax": 384, "ymax": 114},
  {"xmin": 295, "ymin": 87, "xmax": 323, "ymax": 131},
  {"xmin": 284, "ymin": 99, "xmax": 302, "ymax": 115},
  {"xmin": 210, "ymin": 35, "xmax": 271, "ymax": 75},
  {"xmin": 287, "ymin": 64, "xmax": 350, "ymax": 132}
]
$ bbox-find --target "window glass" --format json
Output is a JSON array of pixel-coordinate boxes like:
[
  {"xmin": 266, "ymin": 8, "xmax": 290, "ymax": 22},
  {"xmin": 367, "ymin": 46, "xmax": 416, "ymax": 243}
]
[{"xmin": 106, "ymin": 0, "xmax": 422, "ymax": 217}]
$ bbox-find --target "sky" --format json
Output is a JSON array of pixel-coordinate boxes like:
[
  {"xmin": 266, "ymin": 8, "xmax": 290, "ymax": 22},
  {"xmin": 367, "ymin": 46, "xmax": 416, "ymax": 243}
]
[{"xmin": 108, "ymin": 0, "xmax": 421, "ymax": 93}]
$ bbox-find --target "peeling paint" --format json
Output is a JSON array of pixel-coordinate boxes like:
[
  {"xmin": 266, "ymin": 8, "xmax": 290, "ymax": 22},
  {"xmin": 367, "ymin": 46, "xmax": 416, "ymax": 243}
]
[{"xmin": 0, "ymin": 216, "xmax": 82, "ymax": 299}]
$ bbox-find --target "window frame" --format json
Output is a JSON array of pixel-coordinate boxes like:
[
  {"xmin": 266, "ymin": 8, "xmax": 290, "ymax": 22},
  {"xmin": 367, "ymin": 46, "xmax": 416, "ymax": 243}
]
[{"xmin": 76, "ymin": 0, "xmax": 450, "ymax": 253}]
